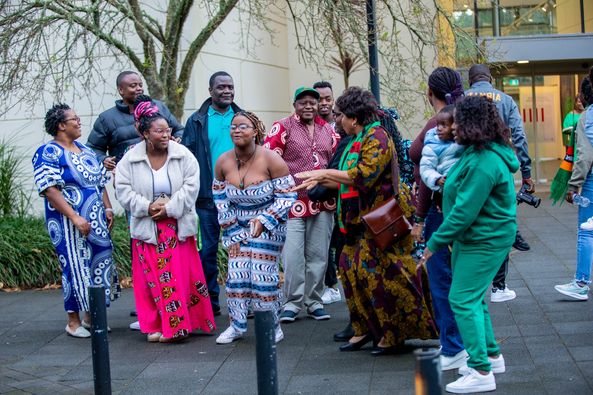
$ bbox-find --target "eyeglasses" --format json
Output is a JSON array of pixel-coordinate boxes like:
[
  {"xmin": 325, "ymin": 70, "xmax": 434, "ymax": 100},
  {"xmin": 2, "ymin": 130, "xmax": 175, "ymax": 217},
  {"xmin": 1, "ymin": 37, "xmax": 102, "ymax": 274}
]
[
  {"xmin": 63, "ymin": 116, "xmax": 81, "ymax": 123},
  {"xmin": 230, "ymin": 124, "xmax": 254, "ymax": 132},
  {"xmin": 151, "ymin": 127, "xmax": 173, "ymax": 136}
]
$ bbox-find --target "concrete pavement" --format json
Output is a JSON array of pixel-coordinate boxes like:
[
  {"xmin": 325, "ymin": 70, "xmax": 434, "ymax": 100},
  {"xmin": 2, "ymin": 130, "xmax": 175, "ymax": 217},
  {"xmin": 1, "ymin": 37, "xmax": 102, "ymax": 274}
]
[{"xmin": 1, "ymin": 197, "xmax": 593, "ymax": 394}]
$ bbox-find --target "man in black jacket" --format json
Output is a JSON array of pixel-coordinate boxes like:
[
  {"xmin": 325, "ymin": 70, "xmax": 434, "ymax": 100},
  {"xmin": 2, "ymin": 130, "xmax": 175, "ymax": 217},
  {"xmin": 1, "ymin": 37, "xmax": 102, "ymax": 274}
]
[
  {"xmin": 182, "ymin": 71, "xmax": 242, "ymax": 315},
  {"xmin": 87, "ymin": 71, "xmax": 183, "ymax": 170}
]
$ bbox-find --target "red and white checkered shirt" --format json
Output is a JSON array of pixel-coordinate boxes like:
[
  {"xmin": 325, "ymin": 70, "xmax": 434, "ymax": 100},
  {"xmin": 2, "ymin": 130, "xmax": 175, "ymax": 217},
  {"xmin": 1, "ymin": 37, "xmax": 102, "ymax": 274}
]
[{"xmin": 264, "ymin": 114, "xmax": 340, "ymax": 218}]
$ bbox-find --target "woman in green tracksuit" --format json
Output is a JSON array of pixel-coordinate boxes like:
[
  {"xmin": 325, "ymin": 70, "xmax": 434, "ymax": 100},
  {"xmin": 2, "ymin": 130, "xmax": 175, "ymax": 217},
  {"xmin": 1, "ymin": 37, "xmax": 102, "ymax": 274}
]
[{"xmin": 421, "ymin": 96, "xmax": 519, "ymax": 394}]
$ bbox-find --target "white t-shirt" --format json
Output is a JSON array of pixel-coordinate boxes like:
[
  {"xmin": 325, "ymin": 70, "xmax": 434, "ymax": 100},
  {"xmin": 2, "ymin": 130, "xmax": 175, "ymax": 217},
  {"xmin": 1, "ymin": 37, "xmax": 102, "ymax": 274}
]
[{"xmin": 152, "ymin": 161, "xmax": 171, "ymax": 197}]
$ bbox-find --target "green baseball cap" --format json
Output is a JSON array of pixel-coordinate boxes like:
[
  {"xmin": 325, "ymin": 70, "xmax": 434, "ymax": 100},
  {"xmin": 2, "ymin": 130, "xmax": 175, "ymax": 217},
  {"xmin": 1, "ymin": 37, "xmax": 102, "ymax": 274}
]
[{"xmin": 293, "ymin": 86, "xmax": 320, "ymax": 102}]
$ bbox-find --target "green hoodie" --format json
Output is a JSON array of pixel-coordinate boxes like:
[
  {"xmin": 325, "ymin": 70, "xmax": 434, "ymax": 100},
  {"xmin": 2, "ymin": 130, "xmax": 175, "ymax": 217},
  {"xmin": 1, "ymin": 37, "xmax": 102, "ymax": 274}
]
[{"xmin": 426, "ymin": 142, "xmax": 520, "ymax": 252}]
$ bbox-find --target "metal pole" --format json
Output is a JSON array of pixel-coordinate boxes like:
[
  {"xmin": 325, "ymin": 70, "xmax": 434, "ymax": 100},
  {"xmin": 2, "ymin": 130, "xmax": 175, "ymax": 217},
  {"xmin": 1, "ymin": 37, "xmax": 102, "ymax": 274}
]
[
  {"xmin": 530, "ymin": 67, "xmax": 539, "ymax": 184},
  {"xmin": 580, "ymin": 0, "xmax": 585, "ymax": 33},
  {"xmin": 492, "ymin": 0, "xmax": 501, "ymax": 36},
  {"xmin": 414, "ymin": 348, "xmax": 442, "ymax": 394},
  {"xmin": 366, "ymin": 0, "xmax": 381, "ymax": 105},
  {"xmin": 89, "ymin": 285, "xmax": 112, "ymax": 395},
  {"xmin": 254, "ymin": 311, "xmax": 278, "ymax": 395}
]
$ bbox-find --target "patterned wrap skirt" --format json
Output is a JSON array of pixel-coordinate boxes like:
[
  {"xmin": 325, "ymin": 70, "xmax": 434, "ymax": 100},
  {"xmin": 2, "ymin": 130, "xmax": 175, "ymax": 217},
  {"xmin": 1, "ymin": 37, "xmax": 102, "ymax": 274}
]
[{"xmin": 132, "ymin": 218, "xmax": 216, "ymax": 338}]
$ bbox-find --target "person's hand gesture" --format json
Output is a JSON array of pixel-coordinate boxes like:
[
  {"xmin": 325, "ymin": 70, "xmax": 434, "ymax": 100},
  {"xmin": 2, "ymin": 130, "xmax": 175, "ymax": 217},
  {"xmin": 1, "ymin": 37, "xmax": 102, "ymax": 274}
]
[
  {"xmin": 149, "ymin": 202, "xmax": 168, "ymax": 221},
  {"xmin": 73, "ymin": 215, "xmax": 91, "ymax": 236},
  {"xmin": 522, "ymin": 178, "xmax": 535, "ymax": 193},
  {"xmin": 417, "ymin": 248, "xmax": 433, "ymax": 271},
  {"xmin": 250, "ymin": 219, "xmax": 264, "ymax": 238},
  {"xmin": 411, "ymin": 223, "xmax": 424, "ymax": 242},
  {"xmin": 566, "ymin": 190, "xmax": 575, "ymax": 204},
  {"xmin": 105, "ymin": 210, "xmax": 115, "ymax": 231},
  {"xmin": 103, "ymin": 156, "xmax": 116, "ymax": 171}
]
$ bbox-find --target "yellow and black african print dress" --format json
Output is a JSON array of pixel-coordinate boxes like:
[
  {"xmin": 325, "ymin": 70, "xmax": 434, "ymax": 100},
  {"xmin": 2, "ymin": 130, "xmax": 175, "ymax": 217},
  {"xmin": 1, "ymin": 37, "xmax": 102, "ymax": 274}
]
[{"xmin": 338, "ymin": 124, "xmax": 437, "ymax": 347}]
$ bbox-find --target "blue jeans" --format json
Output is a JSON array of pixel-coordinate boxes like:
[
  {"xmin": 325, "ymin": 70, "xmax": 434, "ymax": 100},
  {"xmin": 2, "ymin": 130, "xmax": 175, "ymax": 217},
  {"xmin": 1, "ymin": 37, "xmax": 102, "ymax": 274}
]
[
  {"xmin": 425, "ymin": 204, "xmax": 464, "ymax": 356},
  {"xmin": 576, "ymin": 173, "xmax": 593, "ymax": 284},
  {"xmin": 196, "ymin": 206, "xmax": 221, "ymax": 309}
]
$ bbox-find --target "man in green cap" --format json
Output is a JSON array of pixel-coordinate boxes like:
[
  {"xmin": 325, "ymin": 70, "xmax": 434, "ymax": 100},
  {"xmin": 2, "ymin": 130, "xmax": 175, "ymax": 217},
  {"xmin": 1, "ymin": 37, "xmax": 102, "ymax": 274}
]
[{"xmin": 264, "ymin": 86, "xmax": 340, "ymax": 323}]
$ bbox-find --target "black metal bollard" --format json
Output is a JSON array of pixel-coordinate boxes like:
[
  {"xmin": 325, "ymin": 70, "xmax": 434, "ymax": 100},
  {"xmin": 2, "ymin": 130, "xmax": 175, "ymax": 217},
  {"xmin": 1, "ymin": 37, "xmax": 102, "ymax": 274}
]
[
  {"xmin": 414, "ymin": 347, "xmax": 442, "ymax": 395},
  {"xmin": 254, "ymin": 310, "xmax": 278, "ymax": 395},
  {"xmin": 89, "ymin": 285, "xmax": 112, "ymax": 395}
]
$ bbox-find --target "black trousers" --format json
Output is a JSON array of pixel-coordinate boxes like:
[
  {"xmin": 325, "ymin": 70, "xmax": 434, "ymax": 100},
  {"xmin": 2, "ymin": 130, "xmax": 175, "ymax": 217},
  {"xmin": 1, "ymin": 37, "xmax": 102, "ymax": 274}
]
[
  {"xmin": 492, "ymin": 255, "xmax": 509, "ymax": 290},
  {"xmin": 325, "ymin": 221, "xmax": 346, "ymax": 288}
]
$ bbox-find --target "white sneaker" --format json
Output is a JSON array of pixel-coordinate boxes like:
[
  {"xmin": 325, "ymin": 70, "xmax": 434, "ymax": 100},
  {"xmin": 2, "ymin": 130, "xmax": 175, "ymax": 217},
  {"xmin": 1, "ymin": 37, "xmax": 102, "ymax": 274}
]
[
  {"xmin": 321, "ymin": 287, "xmax": 342, "ymax": 304},
  {"xmin": 65, "ymin": 325, "xmax": 91, "ymax": 338},
  {"xmin": 554, "ymin": 280, "xmax": 590, "ymax": 300},
  {"xmin": 446, "ymin": 367, "xmax": 496, "ymax": 393},
  {"xmin": 275, "ymin": 326, "xmax": 284, "ymax": 343},
  {"xmin": 129, "ymin": 321, "xmax": 141, "ymax": 331},
  {"xmin": 441, "ymin": 350, "xmax": 469, "ymax": 371},
  {"xmin": 490, "ymin": 286, "xmax": 516, "ymax": 303},
  {"xmin": 216, "ymin": 326, "xmax": 243, "ymax": 344},
  {"xmin": 458, "ymin": 354, "xmax": 506, "ymax": 375},
  {"xmin": 580, "ymin": 217, "xmax": 593, "ymax": 231}
]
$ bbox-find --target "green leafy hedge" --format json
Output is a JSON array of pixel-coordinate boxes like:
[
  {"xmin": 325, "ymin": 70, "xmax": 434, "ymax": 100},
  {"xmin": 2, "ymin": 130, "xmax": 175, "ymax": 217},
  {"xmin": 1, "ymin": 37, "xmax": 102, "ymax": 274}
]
[
  {"xmin": 0, "ymin": 215, "xmax": 132, "ymax": 289},
  {"xmin": 0, "ymin": 215, "xmax": 229, "ymax": 289}
]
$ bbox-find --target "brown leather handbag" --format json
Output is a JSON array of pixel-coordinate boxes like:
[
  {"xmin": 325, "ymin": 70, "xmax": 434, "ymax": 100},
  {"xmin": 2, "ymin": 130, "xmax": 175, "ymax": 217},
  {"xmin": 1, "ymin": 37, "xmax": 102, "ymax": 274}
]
[{"xmin": 361, "ymin": 154, "xmax": 413, "ymax": 250}]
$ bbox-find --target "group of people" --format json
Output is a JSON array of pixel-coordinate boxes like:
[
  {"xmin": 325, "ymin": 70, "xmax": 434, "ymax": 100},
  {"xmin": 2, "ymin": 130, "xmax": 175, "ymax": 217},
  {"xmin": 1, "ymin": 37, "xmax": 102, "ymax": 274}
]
[{"xmin": 32, "ymin": 63, "xmax": 593, "ymax": 393}]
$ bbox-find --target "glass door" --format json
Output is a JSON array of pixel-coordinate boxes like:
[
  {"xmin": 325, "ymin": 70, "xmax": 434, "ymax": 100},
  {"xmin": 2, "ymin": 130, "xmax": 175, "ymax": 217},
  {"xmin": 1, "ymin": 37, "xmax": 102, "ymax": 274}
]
[{"xmin": 499, "ymin": 74, "xmax": 578, "ymax": 184}]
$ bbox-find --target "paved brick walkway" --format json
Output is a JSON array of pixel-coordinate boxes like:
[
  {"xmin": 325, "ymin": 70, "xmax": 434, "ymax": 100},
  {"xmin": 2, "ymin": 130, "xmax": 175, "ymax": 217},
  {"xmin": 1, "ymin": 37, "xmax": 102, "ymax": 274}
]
[{"xmin": 1, "ymin": 197, "xmax": 593, "ymax": 394}]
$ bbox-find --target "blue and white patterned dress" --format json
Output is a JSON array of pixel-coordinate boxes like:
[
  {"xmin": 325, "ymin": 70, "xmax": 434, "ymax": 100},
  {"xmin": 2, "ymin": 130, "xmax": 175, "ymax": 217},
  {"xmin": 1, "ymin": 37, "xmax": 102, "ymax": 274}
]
[
  {"xmin": 32, "ymin": 141, "xmax": 117, "ymax": 312},
  {"xmin": 212, "ymin": 175, "xmax": 296, "ymax": 332}
]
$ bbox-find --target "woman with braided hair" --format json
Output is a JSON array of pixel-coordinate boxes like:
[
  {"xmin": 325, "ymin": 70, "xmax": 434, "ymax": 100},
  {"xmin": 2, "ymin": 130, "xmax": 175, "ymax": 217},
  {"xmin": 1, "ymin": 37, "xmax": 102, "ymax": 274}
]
[
  {"xmin": 212, "ymin": 111, "xmax": 296, "ymax": 344},
  {"xmin": 409, "ymin": 67, "xmax": 468, "ymax": 370},
  {"xmin": 115, "ymin": 99, "xmax": 215, "ymax": 343}
]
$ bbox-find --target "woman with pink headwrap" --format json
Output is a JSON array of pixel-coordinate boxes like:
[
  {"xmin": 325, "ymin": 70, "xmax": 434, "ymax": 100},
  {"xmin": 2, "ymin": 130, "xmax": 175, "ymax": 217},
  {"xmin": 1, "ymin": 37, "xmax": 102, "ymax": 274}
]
[{"xmin": 115, "ymin": 97, "xmax": 215, "ymax": 343}]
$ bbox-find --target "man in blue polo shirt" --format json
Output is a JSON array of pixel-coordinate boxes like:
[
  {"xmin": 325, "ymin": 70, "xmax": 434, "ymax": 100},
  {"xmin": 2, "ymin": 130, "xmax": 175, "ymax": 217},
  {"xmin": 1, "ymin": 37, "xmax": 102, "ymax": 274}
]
[{"xmin": 182, "ymin": 71, "xmax": 242, "ymax": 315}]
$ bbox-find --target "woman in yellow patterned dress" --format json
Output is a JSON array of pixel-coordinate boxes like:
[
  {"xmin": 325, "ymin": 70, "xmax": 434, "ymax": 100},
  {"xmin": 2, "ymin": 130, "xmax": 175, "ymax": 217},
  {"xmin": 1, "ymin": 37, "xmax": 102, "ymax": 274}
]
[{"xmin": 296, "ymin": 87, "xmax": 436, "ymax": 355}]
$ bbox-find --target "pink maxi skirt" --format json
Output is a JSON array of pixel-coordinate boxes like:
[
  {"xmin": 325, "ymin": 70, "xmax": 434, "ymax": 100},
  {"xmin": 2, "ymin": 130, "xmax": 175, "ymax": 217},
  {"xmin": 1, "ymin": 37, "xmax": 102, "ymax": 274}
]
[{"xmin": 132, "ymin": 218, "xmax": 215, "ymax": 338}]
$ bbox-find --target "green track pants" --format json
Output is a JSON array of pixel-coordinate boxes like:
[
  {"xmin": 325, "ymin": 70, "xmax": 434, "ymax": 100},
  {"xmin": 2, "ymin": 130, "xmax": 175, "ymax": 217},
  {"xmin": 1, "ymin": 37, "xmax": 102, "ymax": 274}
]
[{"xmin": 449, "ymin": 242, "xmax": 511, "ymax": 372}]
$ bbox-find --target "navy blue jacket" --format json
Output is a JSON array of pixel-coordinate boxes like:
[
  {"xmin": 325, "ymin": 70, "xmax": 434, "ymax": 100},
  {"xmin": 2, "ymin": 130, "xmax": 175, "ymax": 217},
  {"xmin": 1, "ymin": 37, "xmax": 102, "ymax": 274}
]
[
  {"xmin": 466, "ymin": 81, "xmax": 532, "ymax": 179},
  {"xmin": 87, "ymin": 99, "xmax": 183, "ymax": 164},
  {"xmin": 181, "ymin": 98, "xmax": 242, "ymax": 209}
]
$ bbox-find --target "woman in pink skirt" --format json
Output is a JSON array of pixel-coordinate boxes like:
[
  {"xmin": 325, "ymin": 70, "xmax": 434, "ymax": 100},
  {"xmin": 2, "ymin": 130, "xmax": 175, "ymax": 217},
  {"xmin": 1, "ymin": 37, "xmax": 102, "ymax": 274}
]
[{"xmin": 115, "ymin": 99, "xmax": 215, "ymax": 343}]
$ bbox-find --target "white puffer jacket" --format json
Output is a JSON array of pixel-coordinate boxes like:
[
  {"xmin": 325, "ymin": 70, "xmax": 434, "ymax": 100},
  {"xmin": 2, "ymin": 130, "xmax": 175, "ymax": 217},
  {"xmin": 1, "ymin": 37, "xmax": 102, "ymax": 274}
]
[{"xmin": 115, "ymin": 140, "xmax": 200, "ymax": 245}]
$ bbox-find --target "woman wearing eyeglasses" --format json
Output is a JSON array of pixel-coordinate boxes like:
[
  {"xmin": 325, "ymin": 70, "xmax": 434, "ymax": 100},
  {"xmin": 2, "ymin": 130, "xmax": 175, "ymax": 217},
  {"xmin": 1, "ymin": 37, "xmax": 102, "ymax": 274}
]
[
  {"xmin": 33, "ymin": 104, "xmax": 118, "ymax": 338},
  {"xmin": 212, "ymin": 111, "xmax": 296, "ymax": 344},
  {"xmin": 115, "ymin": 98, "xmax": 215, "ymax": 343}
]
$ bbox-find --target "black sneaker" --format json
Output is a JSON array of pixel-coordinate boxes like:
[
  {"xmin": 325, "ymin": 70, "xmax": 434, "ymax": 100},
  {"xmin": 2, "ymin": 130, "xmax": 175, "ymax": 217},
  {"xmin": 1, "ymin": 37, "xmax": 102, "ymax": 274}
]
[
  {"xmin": 308, "ymin": 308, "xmax": 330, "ymax": 320},
  {"xmin": 212, "ymin": 305, "xmax": 222, "ymax": 316},
  {"xmin": 512, "ymin": 231, "xmax": 530, "ymax": 251}
]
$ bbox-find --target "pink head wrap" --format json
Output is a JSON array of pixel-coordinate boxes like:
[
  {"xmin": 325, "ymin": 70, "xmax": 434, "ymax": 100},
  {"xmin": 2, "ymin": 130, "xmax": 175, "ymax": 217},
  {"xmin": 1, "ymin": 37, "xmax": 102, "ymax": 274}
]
[{"xmin": 134, "ymin": 101, "xmax": 159, "ymax": 122}]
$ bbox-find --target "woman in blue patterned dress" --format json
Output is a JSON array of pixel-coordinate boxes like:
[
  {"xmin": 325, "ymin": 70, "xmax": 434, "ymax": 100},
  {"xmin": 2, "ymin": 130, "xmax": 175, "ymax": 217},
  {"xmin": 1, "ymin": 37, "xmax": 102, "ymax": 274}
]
[
  {"xmin": 32, "ymin": 104, "xmax": 117, "ymax": 338},
  {"xmin": 212, "ymin": 111, "xmax": 296, "ymax": 344}
]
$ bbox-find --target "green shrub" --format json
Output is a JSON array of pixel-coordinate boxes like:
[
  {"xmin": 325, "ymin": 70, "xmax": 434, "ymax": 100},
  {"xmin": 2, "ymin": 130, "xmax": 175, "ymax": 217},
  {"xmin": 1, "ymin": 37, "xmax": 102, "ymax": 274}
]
[
  {"xmin": 0, "ymin": 139, "xmax": 31, "ymax": 218},
  {"xmin": 0, "ymin": 215, "xmax": 131, "ymax": 289},
  {"xmin": 0, "ymin": 214, "xmax": 232, "ymax": 289}
]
